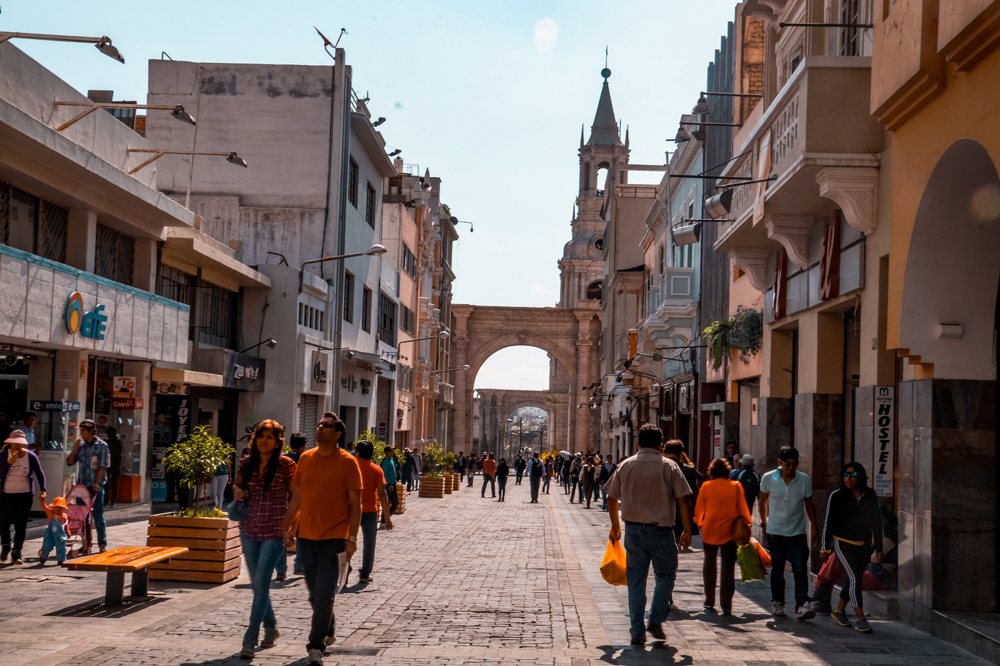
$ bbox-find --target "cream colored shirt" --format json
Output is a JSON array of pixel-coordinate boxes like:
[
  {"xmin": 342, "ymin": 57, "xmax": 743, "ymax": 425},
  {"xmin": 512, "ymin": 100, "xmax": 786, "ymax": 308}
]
[{"xmin": 604, "ymin": 448, "xmax": 692, "ymax": 527}]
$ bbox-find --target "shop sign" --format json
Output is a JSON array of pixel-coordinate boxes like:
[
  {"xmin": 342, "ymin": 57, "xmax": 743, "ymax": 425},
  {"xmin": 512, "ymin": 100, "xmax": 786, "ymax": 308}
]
[
  {"xmin": 111, "ymin": 397, "xmax": 145, "ymax": 410},
  {"xmin": 310, "ymin": 349, "xmax": 331, "ymax": 393},
  {"xmin": 29, "ymin": 400, "xmax": 81, "ymax": 412},
  {"xmin": 873, "ymin": 387, "xmax": 895, "ymax": 497},
  {"xmin": 64, "ymin": 292, "xmax": 108, "ymax": 340},
  {"xmin": 113, "ymin": 376, "xmax": 136, "ymax": 397},
  {"xmin": 223, "ymin": 351, "xmax": 266, "ymax": 391}
]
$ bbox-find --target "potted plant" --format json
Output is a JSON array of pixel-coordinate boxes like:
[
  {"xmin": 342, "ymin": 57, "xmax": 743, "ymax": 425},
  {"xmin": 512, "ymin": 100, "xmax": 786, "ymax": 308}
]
[
  {"xmin": 443, "ymin": 451, "xmax": 460, "ymax": 491},
  {"xmin": 147, "ymin": 425, "xmax": 241, "ymax": 583},
  {"xmin": 703, "ymin": 307, "xmax": 763, "ymax": 370},
  {"xmin": 418, "ymin": 441, "xmax": 446, "ymax": 498}
]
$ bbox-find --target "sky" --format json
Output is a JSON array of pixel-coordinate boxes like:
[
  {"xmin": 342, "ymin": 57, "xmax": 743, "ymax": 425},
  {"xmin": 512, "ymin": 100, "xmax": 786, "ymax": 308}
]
[{"xmin": 8, "ymin": 0, "xmax": 740, "ymax": 391}]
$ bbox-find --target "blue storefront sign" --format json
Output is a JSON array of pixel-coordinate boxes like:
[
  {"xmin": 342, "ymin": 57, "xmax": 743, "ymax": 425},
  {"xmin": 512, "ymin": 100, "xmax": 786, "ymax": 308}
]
[{"xmin": 29, "ymin": 400, "xmax": 81, "ymax": 412}]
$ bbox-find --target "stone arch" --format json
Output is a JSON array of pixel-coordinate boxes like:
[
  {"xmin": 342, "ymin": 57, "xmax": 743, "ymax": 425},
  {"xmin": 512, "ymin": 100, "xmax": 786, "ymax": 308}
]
[{"xmin": 899, "ymin": 139, "xmax": 1000, "ymax": 380}]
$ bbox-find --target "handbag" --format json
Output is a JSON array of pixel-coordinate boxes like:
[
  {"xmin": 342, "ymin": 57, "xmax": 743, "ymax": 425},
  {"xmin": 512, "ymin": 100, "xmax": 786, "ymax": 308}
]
[{"xmin": 732, "ymin": 516, "xmax": 751, "ymax": 546}]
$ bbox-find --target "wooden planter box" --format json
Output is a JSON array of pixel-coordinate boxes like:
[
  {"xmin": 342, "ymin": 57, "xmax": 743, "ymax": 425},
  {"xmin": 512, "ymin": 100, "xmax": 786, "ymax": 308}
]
[
  {"xmin": 396, "ymin": 483, "xmax": 406, "ymax": 514},
  {"xmin": 443, "ymin": 474, "xmax": 453, "ymax": 494},
  {"xmin": 146, "ymin": 513, "xmax": 241, "ymax": 584},
  {"xmin": 452, "ymin": 473, "xmax": 460, "ymax": 491},
  {"xmin": 418, "ymin": 476, "xmax": 445, "ymax": 498}
]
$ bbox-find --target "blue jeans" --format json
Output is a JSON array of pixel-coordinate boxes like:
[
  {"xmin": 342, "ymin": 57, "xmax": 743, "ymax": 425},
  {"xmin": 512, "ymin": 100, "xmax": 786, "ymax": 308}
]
[
  {"xmin": 298, "ymin": 537, "xmax": 345, "ymax": 651},
  {"xmin": 384, "ymin": 485, "xmax": 399, "ymax": 520},
  {"xmin": 41, "ymin": 517, "xmax": 67, "ymax": 562},
  {"xmin": 624, "ymin": 523, "xmax": 679, "ymax": 641},
  {"xmin": 481, "ymin": 474, "xmax": 495, "ymax": 497},
  {"xmin": 359, "ymin": 512, "xmax": 378, "ymax": 579},
  {"xmin": 240, "ymin": 534, "xmax": 284, "ymax": 647},
  {"xmin": 86, "ymin": 486, "xmax": 106, "ymax": 547},
  {"xmin": 767, "ymin": 533, "xmax": 810, "ymax": 609}
]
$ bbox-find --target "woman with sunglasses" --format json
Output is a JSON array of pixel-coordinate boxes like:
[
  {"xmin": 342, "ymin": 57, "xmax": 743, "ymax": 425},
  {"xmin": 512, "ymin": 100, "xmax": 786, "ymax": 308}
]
[
  {"xmin": 822, "ymin": 462, "xmax": 883, "ymax": 633},
  {"xmin": 233, "ymin": 420, "xmax": 296, "ymax": 659}
]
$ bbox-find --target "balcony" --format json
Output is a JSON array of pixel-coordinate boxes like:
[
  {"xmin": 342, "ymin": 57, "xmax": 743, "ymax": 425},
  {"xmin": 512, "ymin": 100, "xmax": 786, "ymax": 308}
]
[
  {"xmin": 439, "ymin": 382, "xmax": 455, "ymax": 405},
  {"xmin": 714, "ymin": 57, "xmax": 884, "ymax": 276},
  {"xmin": 640, "ymin": 267, "xmax": 698, "ymax": 353}
]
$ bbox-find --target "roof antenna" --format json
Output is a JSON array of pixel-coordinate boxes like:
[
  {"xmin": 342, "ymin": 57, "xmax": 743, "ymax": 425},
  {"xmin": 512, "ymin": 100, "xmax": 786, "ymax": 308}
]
[{"xmin": 602, "ymin": 46, "xmax": 611, "ymax": 80}]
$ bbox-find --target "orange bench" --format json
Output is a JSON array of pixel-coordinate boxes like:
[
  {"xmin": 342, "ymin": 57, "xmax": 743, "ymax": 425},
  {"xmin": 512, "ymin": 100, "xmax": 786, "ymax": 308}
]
[{"xmin": 63, "ymin": 546, "xmax": 189, "ymax": 606}]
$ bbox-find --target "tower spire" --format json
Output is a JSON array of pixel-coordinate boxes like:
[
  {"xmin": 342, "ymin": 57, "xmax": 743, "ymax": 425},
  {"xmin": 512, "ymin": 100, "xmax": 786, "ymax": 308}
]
[{"xmin": 588, "ymin": 62, "xmax": 619, "ymax": 147}]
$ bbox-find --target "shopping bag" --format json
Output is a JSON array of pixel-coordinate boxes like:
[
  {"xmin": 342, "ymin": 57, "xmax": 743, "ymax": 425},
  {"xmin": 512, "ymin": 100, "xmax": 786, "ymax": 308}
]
[
  {"xmin": 737, "ymin": 543, "xmax": 766, "ymax": 583},
  {"xmin": 336, "ymin": 552, "xmax": 349, "ymax": 593},
  {"xmin": 600, "ymin": 540, "xmax": 628, "ymax": 586},
  {"xmin": 750, "ymin": 537, "xmax": 771, "ymax": 570}
]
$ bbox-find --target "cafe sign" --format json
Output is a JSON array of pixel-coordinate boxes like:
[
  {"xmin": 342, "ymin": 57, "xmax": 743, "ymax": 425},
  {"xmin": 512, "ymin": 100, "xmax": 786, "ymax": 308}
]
[
  {"xmin": 64, "ymin": 292, "xmax": 108, "ymax": 341},
  {"xmin": 223, "ymin": 350, "xmax": 266, "ymax": 391}
]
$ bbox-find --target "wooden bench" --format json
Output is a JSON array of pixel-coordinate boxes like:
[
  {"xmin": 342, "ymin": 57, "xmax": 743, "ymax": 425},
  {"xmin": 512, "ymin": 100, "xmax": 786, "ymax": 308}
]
[{"xmin": 63, "ymin": 546, "xmax": 189, "ymax": 606}]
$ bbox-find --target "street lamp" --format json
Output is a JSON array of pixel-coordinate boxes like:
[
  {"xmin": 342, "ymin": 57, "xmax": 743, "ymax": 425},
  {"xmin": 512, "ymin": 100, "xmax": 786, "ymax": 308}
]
[
  {"xmin": 55, "ymin": 100, "xmax": 196, "ymax": 132},
  {"xmin": 301, "ymin": 244, "xmax": 387, "ymax": 269},
  {"xmin": 395, "ymin": 331, "xmax": 448, "ymax": 346},
  {"xmin": 239, "ymin": 338, "xmax": 277, "ymax": 354},
  {"xmin": 0, "ymin": 32, "xmax": 125, "ymax": 63},
  {"xmin": 126, "ymin": 149, "xmax": 247, "ymax": 175},
  {"xmin": 430, "ymin": 364, "xmax": 470, "ymax": 374}
]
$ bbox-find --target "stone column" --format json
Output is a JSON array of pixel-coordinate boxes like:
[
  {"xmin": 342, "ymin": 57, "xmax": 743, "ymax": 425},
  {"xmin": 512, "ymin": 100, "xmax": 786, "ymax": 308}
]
[
  {"xmin": 451, "ymin": 306, "xmax": 472, "ymax": 450},
  {"xmin": 574, "ymin": 311, "xmax": 595, "ymax": 452}
]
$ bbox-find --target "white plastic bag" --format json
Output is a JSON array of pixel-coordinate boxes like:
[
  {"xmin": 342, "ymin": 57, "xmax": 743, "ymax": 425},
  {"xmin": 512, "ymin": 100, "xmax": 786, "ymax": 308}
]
[{"xmin": 336, "ymin": 552, "xmax": 348, "ymax": 593}]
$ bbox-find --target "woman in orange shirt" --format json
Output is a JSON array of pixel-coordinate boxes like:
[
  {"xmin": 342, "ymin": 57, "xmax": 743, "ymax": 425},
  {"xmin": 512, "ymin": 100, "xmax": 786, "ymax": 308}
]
[{"xmin": 694, "ymin": 458, "xmax": 752, "ymax": 615}]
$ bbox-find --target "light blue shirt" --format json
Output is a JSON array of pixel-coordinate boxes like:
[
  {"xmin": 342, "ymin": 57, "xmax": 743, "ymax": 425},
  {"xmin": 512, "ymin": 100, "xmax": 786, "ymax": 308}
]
[{"xmin": 759, "ymin": 468, "xmax": 812, "ymax": 537}]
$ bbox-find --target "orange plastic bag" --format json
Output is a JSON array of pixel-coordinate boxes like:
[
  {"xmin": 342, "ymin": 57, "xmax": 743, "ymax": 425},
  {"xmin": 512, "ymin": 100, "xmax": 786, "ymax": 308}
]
[
  {"xmin": 600, "ymin": 539, "xmax": 628, "ymax": 586},
  {"xmin": 751, "ymin": 537, "xmax": 771, "ymax": 571}
]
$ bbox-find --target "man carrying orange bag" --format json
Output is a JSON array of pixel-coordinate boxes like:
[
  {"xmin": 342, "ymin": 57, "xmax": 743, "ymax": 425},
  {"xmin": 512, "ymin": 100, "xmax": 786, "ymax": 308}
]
[{"xmin": 600, "ymin": 537, "xmax": 628, "ymax": 586}]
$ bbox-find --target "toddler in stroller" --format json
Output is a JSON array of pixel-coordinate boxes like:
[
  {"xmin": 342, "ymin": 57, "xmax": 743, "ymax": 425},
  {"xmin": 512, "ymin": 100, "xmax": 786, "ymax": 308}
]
[
  {"xmin": 37, "ymin": 496, "xmax": 68, "ymax": 564},
  {"xmin": 63, "ymin": 485, "xmax": 93, "ymax": 558}
]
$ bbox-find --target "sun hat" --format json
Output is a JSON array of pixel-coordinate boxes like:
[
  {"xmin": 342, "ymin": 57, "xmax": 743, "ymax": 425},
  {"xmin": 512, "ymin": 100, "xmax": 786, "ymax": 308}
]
[
  {"xmin": 51, "ymin": 497, "xmax": 67, "ymax": 507},
  {"xmin": 4, "ymin": 430, "xmax": 29, "ymax": 446},
  {"xmin": 742, "ymin": 454, "xmax": 755, "ymax": 465}
]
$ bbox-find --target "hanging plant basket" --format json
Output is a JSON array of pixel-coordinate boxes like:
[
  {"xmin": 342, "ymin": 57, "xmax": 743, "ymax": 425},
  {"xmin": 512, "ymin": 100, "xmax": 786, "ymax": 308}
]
[{"xmin": 703, "ymin": 307, "xmax": 763, "ymax": 369}]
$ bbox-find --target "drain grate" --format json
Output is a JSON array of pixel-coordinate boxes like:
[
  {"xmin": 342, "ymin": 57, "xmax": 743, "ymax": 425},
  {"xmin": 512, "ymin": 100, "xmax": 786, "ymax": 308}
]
[{"xmin": 325, "ymin": 647, "xmax": 382, "ymax": 656}]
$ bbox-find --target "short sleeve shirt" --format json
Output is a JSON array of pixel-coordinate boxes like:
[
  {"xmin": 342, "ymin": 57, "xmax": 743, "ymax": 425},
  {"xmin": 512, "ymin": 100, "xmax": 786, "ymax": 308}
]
[
  {"xmin": 240, "ymin": 456, "xmax": 296, "ymax": 541},
  {"xmin": 604, "ymin": 449, "xmax": 692, "ymax": 527},
  {"xmin": 759, "ymin": 469, "xmax": 812, "ymax": 537},
  {"xmin": 359, "ymin": 459, "xmax": 386, "ymax": 513},
  {"xmin": 380, "ymin": 457, "xmax": 398, "ymax": 485},
  {"xmin": 74, "ymin": 439, "xmax": 110, "ymax": 488},
  {"xmin": 294, "ymin": 447, "xmax": 363, "ymax": 541}
]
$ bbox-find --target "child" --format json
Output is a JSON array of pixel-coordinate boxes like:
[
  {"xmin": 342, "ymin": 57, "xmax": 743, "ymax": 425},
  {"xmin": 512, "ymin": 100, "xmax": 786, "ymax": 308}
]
[{"xmin": 38, "ymin": 496, "xmax": 68, "ymax": 565}]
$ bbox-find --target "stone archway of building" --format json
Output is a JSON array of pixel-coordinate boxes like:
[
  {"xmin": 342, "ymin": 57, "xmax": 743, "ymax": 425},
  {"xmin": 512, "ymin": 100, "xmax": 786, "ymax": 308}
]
[
  {"xmin": 474, "ymin": 388, "xmax": 565, "ymax": 456},
  {"xmin": 452, "ymin": 305, "xmax": 599, "ymax": 455}
]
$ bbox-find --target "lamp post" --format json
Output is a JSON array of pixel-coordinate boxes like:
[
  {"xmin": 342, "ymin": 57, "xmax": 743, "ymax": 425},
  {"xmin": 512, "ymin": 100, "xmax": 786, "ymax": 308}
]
[
  {"xmin": 55, "ymin": 100, "xmax": 196, "ymax": 132},
  {"xmin": 0, "ymin": 32, "xmax": 125, "ymax": 62},
  {"xmin": 126, "ymin": 149, "xmax": 247, "ymax": 176}
]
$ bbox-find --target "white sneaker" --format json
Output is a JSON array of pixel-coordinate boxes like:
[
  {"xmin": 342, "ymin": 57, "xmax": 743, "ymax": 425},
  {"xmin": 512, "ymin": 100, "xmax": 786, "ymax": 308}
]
[
  {"xmin": 772, "ymin": 601, "xmax": 785, "ymax": 616},
  {"xmin": 307, "ymin": 648, "xmax": 324, "ymax": 664},
  {"xmin": 796, "ymin": 602, "xmax": 816, "ymax": 620}
]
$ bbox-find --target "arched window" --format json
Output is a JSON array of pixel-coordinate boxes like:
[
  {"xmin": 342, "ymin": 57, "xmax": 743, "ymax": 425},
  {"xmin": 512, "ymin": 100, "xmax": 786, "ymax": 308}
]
[
  {"xmin": 582, "ymin": 161, "xmax": 590, "ymax": 191},
  {"xmin": 587, "ymin": 281, "xmax": 602, "ymax": 300}
]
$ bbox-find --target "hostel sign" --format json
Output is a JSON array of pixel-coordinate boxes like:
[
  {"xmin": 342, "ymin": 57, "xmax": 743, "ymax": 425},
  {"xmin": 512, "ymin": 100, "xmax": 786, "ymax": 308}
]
[
  {"xmin": 873, "ymin": 387, "xmax": 895, "ymax": 497},
  {"xmin": 64, "ymin": 292, "xmax": 108, "ymax": 341}
]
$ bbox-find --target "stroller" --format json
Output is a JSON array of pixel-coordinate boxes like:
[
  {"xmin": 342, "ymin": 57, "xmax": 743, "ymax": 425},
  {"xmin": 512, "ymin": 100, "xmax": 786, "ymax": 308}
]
[{"xmin": 64, "ymin": 485, "xmax": 93, "ymax": 558}]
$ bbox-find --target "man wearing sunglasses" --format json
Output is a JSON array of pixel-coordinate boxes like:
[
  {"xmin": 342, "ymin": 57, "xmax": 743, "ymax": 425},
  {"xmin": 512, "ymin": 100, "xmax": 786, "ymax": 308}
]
[
  {"xmin": 66, "ymin": 419, "xmax": 110, "ymax": 553},
  {"xmin": 759, "ymin": 446, "xmax": 820, "ymax": 621}
]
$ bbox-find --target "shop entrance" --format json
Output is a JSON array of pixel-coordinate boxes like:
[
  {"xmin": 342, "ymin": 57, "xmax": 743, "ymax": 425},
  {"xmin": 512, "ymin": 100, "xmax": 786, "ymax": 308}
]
[{"xmin": 0, "ymin": 356, "xmax": 28, "ymax": 440}]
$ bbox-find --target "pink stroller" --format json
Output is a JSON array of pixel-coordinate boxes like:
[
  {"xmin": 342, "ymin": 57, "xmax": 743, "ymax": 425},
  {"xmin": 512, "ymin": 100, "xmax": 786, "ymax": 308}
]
[{"xmin": 64, "ymin": 485, "xmax": 93, "ymax": 558}]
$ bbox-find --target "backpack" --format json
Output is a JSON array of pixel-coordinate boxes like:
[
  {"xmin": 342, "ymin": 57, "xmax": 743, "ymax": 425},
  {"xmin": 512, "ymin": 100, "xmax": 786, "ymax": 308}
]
[
  {"xmin": 735, "ymin": 468, "xmax": 760, "ymax": 503},
  {"xmin": 530, "ymin": 459, "xmax": 544, "ymax": 478}
]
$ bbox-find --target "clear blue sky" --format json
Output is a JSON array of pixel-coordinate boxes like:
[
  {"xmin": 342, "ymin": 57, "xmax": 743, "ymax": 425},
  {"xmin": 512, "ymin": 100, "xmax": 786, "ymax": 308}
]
[{"xmin": 10, "ymin": 0, "xmax": 739, "ymax": 390}]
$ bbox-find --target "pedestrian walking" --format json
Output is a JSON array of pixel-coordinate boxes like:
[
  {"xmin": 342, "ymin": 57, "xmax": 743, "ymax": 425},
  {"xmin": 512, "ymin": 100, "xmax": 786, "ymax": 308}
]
[
  {"xmin": 467, "ymin": 456, "xmax": 478, "ymax": 487},
  {"xmin": 514, "ymin": 455, "xmax": 526, "ymax": 485},
  {"xmin": 725, "ymin": 441, "xmax": 740, "ymax": 469},
  {"xmin": 37, "ymin": 495, "xmax": 67, "ymax": 565},
  {"xmin": 233, "ymin": 419, "xmax": 296, "ymax": 659},
  {"xmin": 282, "ymin": 413, "xmax": 362, "ymax": 665},
  {"xmin": 526, "ymin": 451, "xmax": 543, "ymax": 503},
  {"xmin": 663, "ymin": 441, "xmax": 702, "ymax": 540},
  {"xmin": 496, "ymin": 457, "xmax": 509, "ymax": 501},
  {"xmin": 286, "ymin": 432, "xmax": 307, "ymax": 463},
  {"xmin": 694, "ymin": 458, "xmax": 751, "ymax": 615},
  {"xmin": 592, "ymin": 455, "xmax": 603, "ymax": 503},
  {"xmin": 212, "ymin": 456, "xmax": 230, "ymax": 512},
  {"xmin": 598, "ymin": 455, "xmax": 618, "ymax": 510},
  {"xmin": 456, "ymin": 452, "xmax": 467, "ymax": 482},
  {"xmin": 66, "ymin": 419, "xmax": 110, "ymax": 553},
  {"xmin": 380, "ymin": 446, "xmax": 399, "ymax": 521},
  {"xmin": 730, "ymin": 454, "xmax": 761, "ymax": 513},
  {"xmin": 568, "ymin": 452, "xmax": 583, "ymax": 503},
  {"xmin": 275, "ymin": 432, "xmax": 308, "ymax": 580},
  {"xmin": 542, "ymin": 458, "xmax": 552, "ymax": 494},
  {"xmin": 355, "ymin": 442, "xmax": 393, "ymax": 584},
  {"xmin": 105, "ymin": 427, "xmax": 122, "ymax": 507},
  {"xmin": 605, "ymin": 425, "xmax": 693, "ymax": 645},
  {"xmin": 579, "ymin": 456, "xmax": 597, "ymax": 508},
  {"xmin": 481, "ymin": 453, "xmax": 497, "ymax": 498},
  {"xmin": 824, "ymin": 462, "xmax": 883, "ymax": 633},
  {"xmin": 759, "ymin": 446, "xmax": 820, "ymax": 620},
  {"xmin": 0, "ymin": 430, "xmax": 46, "ymax": 564}
]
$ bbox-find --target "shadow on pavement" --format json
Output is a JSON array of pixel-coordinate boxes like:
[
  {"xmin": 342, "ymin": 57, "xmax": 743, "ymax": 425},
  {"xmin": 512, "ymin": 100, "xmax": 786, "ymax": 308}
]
[
  {"xmin": 44, "ymin": 595, "xmax": 168, "ymax": 618},
  {"xmin": 595, "ymin": 643, "xmax": 695, "ymax": 665}
]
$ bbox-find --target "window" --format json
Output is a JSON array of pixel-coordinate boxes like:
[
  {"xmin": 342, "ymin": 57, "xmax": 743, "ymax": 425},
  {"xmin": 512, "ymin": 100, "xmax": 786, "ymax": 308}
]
[
  {"xmin": 298, "ymin": 301, "xmax": 325, "ymax": 332},
  {"xmin": 378, "ymin": 292, "xmax": 397, "ymax": 347},
  {"xmin": 348, "ymin": 158, "xmax": 359, "ymax": 208},
  {"xmin": 361, "ymin": 287, "xmax": 372, "ymax": 333},
  {"xmin": 687, "ymin": 202, "xmax": 695, "ymax": 221},
  {"xmin": 402, "ymin": 244, "xmax": 417, "ymax": 278},
  {"xmin": 0, "ymin": 183, "xmax": 68, "ymax": 263},
  {"xmin": 343, "ymin": 271, "xmax": 354, "ymax": 323},
  {"xmin": 193, "ymin": 281, "xmax": 239, "ymax": 348},
  {"xmin": 398, "ymin": 364, "xmax": 413, "ymax": 392},
  {"xmin": 399, "ymin": 305, "xmax": 416, "ymax": 336},
  {"xmin": 95, "ymin": 223, "xmax": 134, "ymax": 285},
  {"xmin": 840, "ymin": 0, "xmax": 861, "ymax": 56},
  {"xmin": 365, "ymin": 183, "xmax": 376, "ymax": 228},
  {"xmin": 586, "ymin": 282, "xmax": 602, "ymax": 300},
  {"xmin": 157, "ymin": 265, "xmax": 194, "ymax": 310}
]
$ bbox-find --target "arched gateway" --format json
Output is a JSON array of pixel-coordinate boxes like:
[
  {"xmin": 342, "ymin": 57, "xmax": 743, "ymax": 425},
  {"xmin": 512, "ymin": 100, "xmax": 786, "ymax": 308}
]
[
  {"xmin": 451, "ymin": 305, "xmax": 599, "ymax": 454},
  {"xmin": 474, "ymin": 389, "xmax": 565, "ymax": 454}
]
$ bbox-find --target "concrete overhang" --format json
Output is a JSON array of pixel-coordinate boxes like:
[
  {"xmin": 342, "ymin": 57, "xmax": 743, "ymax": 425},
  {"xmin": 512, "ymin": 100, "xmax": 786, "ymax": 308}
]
[
  {"xmin": 350, "ymin": 112, "xmax": 396, "ymax": 178},
  {"xmin": 0, "ymin": 97, "xmax": 195, "ymax": 239},
  {"xmin": 151, "ymin": 367, "xmax": 224, "ymax": 388},
  {"xmin": 162, "ymin": 227, "xmax": 272, "ymax": 290}
]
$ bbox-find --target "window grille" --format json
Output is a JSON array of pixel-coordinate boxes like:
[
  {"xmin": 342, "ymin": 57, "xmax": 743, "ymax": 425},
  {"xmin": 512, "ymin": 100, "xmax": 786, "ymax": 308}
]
[
  {"xmin": 378, "ymin": 292, "xmax": 397, "ymax": 347},
  {"xmin": 399, "ymin": 304, "xmax": 415, "ymax": 335},
  {"xmin": 840, "ymin": 0, "xmax": 860, "ymax": 56},
  {"xmin": 398, "ymin": 364, "xmax": 413, "ymax": 392},
  {"xmin": 361, "ymin": 287, "xmax": 372, "ymax": 333},
  {"xmin": 343, "ymin": 272, "xmax": 354, "ymax": 323},
  {"xmin": 402, "ymin": 244, "xmax": 417, "ymax": 278},
  {"xmin": 38, "ymin": 201, "xmax": 68, "ymax": 263},
  {"xmin": 365, "ymin": 183, "xmax": 376, "ymax": 228},
  {"xmin": 348, "ymin": 159, "xmax": 359, "ymax": 208},
  {"xmin": 156, "ymin": 265, "xmax": 194, "ymax": 310},
  {"xmin": 193, "ymin": 281, "xmax": 238, "ymax": 348},
  {"xmin": 0, "ymin": 182, "xmax": 10, "ymax": 247},
  {"xmin": 95, "ymin": 223, "xmax": 134, "ymax": 285}
]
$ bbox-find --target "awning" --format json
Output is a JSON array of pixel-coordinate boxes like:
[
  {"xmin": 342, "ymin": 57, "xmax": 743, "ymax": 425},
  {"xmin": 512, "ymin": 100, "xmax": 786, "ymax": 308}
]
[
  {"xmin": 151, "ymin": 367, "xmax": 224, "ymax": 387},
  {"xmin": 162, "ymin": 227, "xmax": 272, "ymax": 290}
]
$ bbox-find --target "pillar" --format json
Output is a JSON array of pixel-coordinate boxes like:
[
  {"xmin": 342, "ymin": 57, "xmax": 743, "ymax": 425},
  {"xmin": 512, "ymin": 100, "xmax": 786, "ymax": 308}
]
[
  {"xmin": 133, "ymin": 238, "xmax": 158, "ymax": 292},
  {"xmin": 66, "ymin": 209, "xmax": 96, "ymax": 274},
  {"xmin": 123, "ymin": 360, "xmax": 151, "ymax": 501}
]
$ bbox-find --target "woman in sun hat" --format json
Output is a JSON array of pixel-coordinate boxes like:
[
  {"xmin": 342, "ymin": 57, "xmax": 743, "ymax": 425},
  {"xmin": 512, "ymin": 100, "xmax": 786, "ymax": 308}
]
[{"xmin": 0, "ymin": 430, "xmax": 47, "ymax": 565}]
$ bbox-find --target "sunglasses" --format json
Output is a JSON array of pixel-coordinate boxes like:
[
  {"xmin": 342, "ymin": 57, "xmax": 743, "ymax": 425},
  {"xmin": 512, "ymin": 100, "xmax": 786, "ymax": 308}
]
[
  {"xmin": 843, "ymin": 471, "xmax": 859, "ymax": 478},
  {"xmin": 318, "ymin": 422, "xmax": 337, "ymax": 429}
]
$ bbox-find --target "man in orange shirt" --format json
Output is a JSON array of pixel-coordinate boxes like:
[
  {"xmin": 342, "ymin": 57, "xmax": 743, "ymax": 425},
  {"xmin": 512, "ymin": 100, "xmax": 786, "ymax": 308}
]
[
  {"xmin": 355, "ymin": 441, "xmax": 393, "ymax": 584},
  {"xmin": 481, "ymin": 453, "xmax": 497, "ymax": 498},
  {"xmin": 282, "ymin": 413, "xmax": 362, "ymax": 666}
]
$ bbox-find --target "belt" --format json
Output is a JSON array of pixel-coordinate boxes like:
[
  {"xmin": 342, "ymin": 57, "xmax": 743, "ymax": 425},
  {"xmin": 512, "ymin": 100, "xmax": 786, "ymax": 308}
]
[{"xmin": 625, "ymin": 521, "xmax": 666, "ymax": 527}]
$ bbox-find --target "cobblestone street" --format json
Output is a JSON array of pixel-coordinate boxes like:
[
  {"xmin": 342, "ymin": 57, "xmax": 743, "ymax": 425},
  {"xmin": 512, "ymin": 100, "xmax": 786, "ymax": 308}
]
[{"xmin": 0, "ymin": 482, "xmax": 988, "ymax": 666}]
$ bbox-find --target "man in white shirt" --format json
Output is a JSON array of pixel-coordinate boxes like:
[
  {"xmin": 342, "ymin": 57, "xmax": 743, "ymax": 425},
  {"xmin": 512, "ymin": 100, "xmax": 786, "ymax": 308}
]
[{"xmin": 17, "ymin": 413, "xmax": 36, "ymax": 450}]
